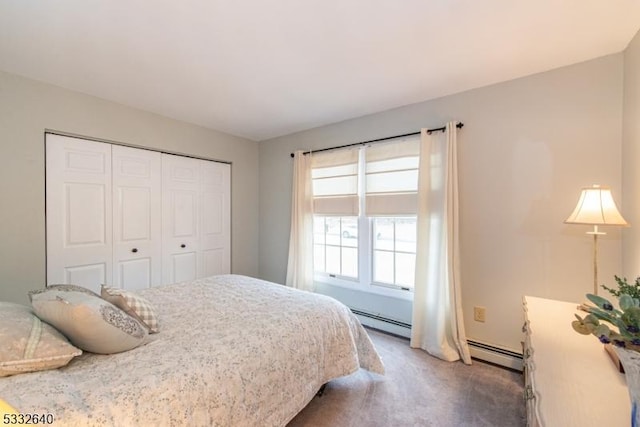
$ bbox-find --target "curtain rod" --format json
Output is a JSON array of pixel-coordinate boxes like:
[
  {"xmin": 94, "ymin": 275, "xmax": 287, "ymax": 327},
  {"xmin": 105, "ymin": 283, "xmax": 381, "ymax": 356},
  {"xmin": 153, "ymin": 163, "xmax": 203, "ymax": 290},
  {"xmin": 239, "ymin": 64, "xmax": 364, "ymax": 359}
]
[{"xmin": 289, "ymin": 122, "xmax": 463, "ymax": 158}]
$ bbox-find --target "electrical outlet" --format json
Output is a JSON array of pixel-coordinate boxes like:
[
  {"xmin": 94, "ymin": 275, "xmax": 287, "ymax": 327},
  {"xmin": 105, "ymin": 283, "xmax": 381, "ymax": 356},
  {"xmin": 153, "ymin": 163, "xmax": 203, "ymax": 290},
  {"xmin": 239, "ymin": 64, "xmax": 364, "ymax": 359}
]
[{"xmin": 474, "ymin": 306, "xmax": 486, "ymax": 322}]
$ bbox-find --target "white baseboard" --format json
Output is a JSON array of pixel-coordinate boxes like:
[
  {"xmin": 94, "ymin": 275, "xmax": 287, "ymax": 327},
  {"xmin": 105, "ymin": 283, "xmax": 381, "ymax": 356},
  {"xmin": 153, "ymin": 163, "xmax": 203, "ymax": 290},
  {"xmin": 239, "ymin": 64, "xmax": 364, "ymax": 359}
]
[
  {"xmin": 356, "ymin": 314, "xmax": 411, "ymax": 338},
  {"xmin": 352, "ymin": 308, "xmax": 523, "ymax": 371},
  {"xmin": 468, "ymin": 339, "xmax": 523, "ymax": 371}
]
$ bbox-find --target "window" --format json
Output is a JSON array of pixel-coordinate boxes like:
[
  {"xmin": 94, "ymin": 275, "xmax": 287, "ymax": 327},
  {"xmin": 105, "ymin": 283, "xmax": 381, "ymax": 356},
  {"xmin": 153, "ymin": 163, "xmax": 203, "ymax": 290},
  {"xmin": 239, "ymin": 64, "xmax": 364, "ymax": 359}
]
[
  {"xmin": 372, "ymin": 217, "xmax": 417, "ymax": 289},
  {"xmin": 310, "ymin": 136, "xmax": 420, "ymax": 296},
  {"xmin": 313, "ymin": 216, "xmax": 358, "ymax": 279}
]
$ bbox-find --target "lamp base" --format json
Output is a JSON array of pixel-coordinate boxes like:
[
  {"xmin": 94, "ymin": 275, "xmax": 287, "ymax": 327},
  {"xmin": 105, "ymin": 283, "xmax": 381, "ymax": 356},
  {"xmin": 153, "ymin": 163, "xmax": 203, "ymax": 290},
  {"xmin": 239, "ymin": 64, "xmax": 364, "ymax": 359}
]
[{"xmin": 586, "ymin": 228, "xmax": 605, "ymax": 296}]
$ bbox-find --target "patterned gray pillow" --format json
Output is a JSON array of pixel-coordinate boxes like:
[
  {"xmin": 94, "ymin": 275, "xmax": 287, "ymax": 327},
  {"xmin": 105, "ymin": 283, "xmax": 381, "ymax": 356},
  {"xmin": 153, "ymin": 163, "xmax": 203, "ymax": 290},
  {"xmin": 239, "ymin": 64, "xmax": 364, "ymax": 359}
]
[{"xmin": 30, "ymin": 290, "xmax": 148, "ymax": 354}]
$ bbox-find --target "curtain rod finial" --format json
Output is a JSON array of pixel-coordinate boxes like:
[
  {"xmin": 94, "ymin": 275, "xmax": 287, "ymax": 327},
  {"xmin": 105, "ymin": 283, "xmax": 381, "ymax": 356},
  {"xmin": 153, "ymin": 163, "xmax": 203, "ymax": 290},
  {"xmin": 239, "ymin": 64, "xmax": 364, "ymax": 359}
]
[{"xmin": 290, "ymin": 152, "xmax": 295, "ymax": 158}]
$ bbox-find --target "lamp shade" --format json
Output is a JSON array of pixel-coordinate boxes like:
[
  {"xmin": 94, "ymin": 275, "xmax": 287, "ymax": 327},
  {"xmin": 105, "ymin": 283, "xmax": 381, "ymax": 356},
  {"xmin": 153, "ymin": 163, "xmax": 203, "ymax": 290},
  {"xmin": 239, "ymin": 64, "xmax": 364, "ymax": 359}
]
[{"xmin": 565, "ymin": 185, "xmax": 629, "ymax": 226}]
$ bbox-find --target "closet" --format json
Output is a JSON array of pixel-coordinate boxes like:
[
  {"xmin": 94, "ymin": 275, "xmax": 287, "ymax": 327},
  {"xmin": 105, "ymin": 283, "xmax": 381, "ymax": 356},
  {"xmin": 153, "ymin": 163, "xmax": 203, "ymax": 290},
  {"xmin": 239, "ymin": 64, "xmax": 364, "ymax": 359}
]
[{"xmin": 45, "ymin": 133, "xmax": 230, "ymax": 293}]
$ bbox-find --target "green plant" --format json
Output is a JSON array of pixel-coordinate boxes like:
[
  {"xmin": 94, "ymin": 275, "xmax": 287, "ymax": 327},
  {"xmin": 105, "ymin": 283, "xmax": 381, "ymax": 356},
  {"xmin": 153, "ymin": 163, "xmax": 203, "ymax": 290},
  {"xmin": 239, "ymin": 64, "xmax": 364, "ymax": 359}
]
[
  {"xmin": 572, "ymin": 293, "xmax": 640, "ymax": 351},
  {"xmin": 602, "ymin": 275, "xmax": 640, "ymax": 300}
]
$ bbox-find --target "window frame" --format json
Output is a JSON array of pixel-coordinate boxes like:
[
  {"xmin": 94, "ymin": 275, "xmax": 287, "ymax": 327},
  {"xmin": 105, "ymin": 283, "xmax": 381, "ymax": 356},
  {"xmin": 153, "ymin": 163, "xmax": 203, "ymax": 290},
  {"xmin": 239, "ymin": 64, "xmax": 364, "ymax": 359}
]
[
  {"xmin": 313, "ymin": 215, "xmax": 360, "ymax": 281},
  {"xmin": 312, "ymin": 147, "xmax": 416, "ymax": 300},
  {"xmin": 370, "ymin": 216, "xmax": 417, "ymax": 291}
]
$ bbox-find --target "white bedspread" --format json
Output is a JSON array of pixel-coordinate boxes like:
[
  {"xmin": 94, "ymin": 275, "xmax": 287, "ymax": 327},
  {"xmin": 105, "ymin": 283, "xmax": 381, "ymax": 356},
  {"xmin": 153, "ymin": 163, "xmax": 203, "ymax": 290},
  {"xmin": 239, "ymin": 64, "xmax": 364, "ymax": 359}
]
[{"xmin": 0, "ymin": 275, "xmax": 384, "ymax": 426}]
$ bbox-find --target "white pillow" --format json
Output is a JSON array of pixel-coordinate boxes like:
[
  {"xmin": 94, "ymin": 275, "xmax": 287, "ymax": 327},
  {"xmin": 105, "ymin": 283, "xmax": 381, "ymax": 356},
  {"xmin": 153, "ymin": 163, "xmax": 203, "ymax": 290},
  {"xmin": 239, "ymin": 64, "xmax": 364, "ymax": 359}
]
[
  {"xmin": 0, "ymin": 302, "xmax": 82, "ymax": 377},
  {"xmin": 101, "ymin": 285, "xmax": 159, "ymax": 333},
  {"xmin": 30, "ymin": 289, "xmax": 148, "ymax": 354}
]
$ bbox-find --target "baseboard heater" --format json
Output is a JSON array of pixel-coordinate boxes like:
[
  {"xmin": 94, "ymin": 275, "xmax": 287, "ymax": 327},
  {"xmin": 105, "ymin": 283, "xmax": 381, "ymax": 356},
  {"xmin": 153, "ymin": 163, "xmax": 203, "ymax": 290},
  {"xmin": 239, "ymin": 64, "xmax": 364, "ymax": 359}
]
[
  {"xmin": 467, "ymin": 339, "xmax": 523, "ymax": 371},
  {"xmin": 350, "ymin": 307, "xmax": 523, "ymax": 371},
  {"xmin": 467, "ymin": 340, "xmax": 523, "ymax": 360},
  {"xmin": 349, "ymin": 308, "xmax": 411, "ymax": 329}
]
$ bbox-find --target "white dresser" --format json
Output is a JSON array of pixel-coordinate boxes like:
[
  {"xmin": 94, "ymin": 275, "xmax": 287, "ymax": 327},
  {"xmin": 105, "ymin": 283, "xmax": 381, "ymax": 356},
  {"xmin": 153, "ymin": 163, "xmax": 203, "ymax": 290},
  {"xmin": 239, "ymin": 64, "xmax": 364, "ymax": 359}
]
[{"xmin": 523, "ymin": 295, "xmax": 630, "ymax": 426}]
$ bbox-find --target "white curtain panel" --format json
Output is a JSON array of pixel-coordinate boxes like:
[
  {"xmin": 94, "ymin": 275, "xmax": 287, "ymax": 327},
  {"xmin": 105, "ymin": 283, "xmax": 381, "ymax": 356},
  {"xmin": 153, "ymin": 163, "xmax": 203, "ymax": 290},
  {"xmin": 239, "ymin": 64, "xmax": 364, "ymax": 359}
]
[
  {"xmin": 285, "ymin": 151, "xmax": 315, "ymax": 291},
  {"xmin": 410, "ymin": 122, "xmax": 472, "ymax": 364}
]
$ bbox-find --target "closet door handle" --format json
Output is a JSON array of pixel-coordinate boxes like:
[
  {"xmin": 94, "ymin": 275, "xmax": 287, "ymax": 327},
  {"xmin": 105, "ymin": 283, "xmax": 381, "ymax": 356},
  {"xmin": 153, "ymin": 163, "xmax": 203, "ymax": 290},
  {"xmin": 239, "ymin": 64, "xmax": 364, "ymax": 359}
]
[
  {"xmin": 131, "ymin": 248, "xmax": 138, "ymax": 253},
  {"xmin": 180, "ymin": 244, "xmax": 186, "ymax": 248}
]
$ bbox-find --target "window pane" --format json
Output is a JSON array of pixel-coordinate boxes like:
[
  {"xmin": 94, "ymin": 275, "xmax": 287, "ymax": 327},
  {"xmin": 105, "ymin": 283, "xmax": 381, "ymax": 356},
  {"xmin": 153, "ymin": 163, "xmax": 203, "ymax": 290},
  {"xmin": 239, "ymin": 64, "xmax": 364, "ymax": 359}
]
[
  {"xmin": 373, "ymin": 218, "xmax": 394, "ymax": 250},
  {"xmin": 341, "ymin": 217, "xmax": 358, "ymax": 247},
  {"xmin": 313, "ymin": 244, "xmax": 325, "ymax": 272},
  {"xmin": 326, "ymin": 217, "xmax": 341, "ymax": 245},
  {"xmin": 314, "ymin": 216, "xmax": 359, "ymax": 280},
  {"xmin": 313, "ymin": 217, "xmax": 326, "ymax": 245},
  {"xmin": 396, "ymin": 253, "xmax": 416, "ymax": 287},
  {"xmin": 371, "ymin": 216, "xmax": 417, "ymax": 289},
  {"xmin": 396, "ymin": 218, "xmax": 417, "ymax": 253},
  {"xmin": 373, "ymin": 250, "xmax": 394, "ymax": 284},
  {"xmin": 342, "ymin": 247, "xmax": 358, "ymax": 278},
  {"xmin": 326, "ymin": 246, "xmax": 341, "ymax": 275}
]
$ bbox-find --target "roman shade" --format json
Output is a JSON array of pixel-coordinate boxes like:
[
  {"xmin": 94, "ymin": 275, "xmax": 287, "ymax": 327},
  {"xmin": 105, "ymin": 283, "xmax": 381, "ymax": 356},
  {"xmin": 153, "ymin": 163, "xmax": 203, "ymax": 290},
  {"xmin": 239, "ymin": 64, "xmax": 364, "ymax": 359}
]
[
  {"xmin": 311, "ymin": 148, "xmax": 359, "ymax": 216},
  {"xmin": 365, "ymin": 136, "xmax": 420, "ymax": 216}
]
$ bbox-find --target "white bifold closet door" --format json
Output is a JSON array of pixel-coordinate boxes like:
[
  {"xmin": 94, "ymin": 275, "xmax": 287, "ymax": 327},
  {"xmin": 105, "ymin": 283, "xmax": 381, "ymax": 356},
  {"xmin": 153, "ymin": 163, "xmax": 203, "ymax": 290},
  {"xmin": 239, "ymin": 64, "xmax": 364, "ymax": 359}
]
[
  {"xmin": 161, "ymin": 154, "xmax": 231, "ymax": 284},
  {"xmin": 199, "ymin": 159, "xmax": 231, "ymax": 278},
  {"xmin": 46, "ymin": 134, "xmax": 230, "ymax": 291},
  {"xmin": 161, "ymin": 154, "xmax": 200, "ymax": 284},
  {"xmin": 46, "ymin": 135, "xmax": 113, "ymax": 294},
  {"xmin": 112, "ymin": 145, "xmax": 162, "ymax": 290}
]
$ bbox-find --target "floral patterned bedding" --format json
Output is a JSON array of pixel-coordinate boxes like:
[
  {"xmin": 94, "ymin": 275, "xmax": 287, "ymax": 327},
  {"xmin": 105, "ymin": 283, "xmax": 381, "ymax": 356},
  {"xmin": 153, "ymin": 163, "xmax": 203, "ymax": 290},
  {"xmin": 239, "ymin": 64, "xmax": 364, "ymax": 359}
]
[{"xmin": 0, "ymin": 275, "xmax": 384, "ymax": 426}]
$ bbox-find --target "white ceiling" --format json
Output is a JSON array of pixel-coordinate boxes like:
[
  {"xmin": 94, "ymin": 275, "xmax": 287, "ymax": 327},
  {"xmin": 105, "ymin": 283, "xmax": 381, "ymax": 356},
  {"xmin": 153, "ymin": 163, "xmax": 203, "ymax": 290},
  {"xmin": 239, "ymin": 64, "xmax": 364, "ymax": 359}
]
[{"xmin": 1, "ymin": 1, "xmax": 639, "ymax": 141}]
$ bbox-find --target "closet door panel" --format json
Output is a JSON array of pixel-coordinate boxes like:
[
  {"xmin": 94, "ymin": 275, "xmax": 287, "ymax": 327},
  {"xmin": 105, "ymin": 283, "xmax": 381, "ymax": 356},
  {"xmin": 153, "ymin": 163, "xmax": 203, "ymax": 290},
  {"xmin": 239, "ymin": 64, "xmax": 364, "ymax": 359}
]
[
  {"xmin": 47, "ymin": 136, "xmax": 232, "ymax": 290},
  {"xmin": 46, "ymin": 134, "xmax": 112, "ymax": 293},
  {"xmin": 162, "ymin": 154, "xmax": 200, "ymax": 284},
  {"xmin": 65, "ymin": 263, "xmax": 108, "ymax": 288},
  {"xmin": 112, "ymin": 146, "xmax": 162, "ymax": 290},
  {"xmin": 117, "ymin": 258, "xmax": 152, "ymax": 287},
  {"xmin": 65, "ymin": 183, "xmax": 107, "ymax": 244},
  {"xmin": 200, "ymin": 161, "xmax": 231, "ymax": 277},
  {"xmin": 171, "ymin": 252, "xmax": 198, "ymax": 283},
  {"xmin": 172, "ymin": 191, "xmax": 198, "ymax": 236},
  {"xmin": 201, "ymin": 249, "xmax": 224, "ymax": 277}
]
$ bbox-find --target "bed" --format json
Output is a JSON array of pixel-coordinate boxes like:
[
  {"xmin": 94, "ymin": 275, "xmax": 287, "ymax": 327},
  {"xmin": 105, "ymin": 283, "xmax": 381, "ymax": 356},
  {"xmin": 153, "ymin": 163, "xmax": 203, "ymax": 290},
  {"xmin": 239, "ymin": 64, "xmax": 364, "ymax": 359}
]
[{"xmin": 0, "ymin": 274, "xmax": 384, "ymax": 426}]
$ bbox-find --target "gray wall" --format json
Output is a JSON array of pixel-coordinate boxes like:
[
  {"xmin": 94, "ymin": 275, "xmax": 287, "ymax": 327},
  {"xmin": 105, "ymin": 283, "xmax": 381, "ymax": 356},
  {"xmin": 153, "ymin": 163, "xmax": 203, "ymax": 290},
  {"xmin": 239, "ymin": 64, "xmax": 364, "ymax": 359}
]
[
  {"xmin": 259, "ymin": 54, "xmax": 624, "ymax": 351},
  {"xmin": 623, "ymin": 29, "xmax": 640, "ymax": 278},
  {"xmin": 0, "ymin": 70, "xmax": 260, "ymax": 305}
]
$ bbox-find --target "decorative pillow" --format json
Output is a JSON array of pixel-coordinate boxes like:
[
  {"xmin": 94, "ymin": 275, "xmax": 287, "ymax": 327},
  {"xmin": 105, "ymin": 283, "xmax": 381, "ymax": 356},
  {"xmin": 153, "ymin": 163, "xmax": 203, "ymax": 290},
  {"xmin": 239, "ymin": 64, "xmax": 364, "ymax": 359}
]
[
  {"xmin": 29, "ymin": 284, "xmax": 100, "ymax": 298},
  {"xmin": 30, "ymin": 290, "xmax": 148, "ymax": 354},
  {"xmin": 101, "ymin": 285, "xmax": 159, "ymax": 333},
  {"xmin": 0, "ymin": 302, "xmax": 82, "ymax": 377}
]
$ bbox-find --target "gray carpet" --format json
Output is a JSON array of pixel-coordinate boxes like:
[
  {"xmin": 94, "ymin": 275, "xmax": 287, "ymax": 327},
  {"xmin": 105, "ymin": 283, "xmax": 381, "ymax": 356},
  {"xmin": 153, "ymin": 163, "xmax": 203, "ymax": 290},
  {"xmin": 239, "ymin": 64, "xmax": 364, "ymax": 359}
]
[{"xmin": 288, "ymin": 328, "xmax": 526, "ymax": 427}]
